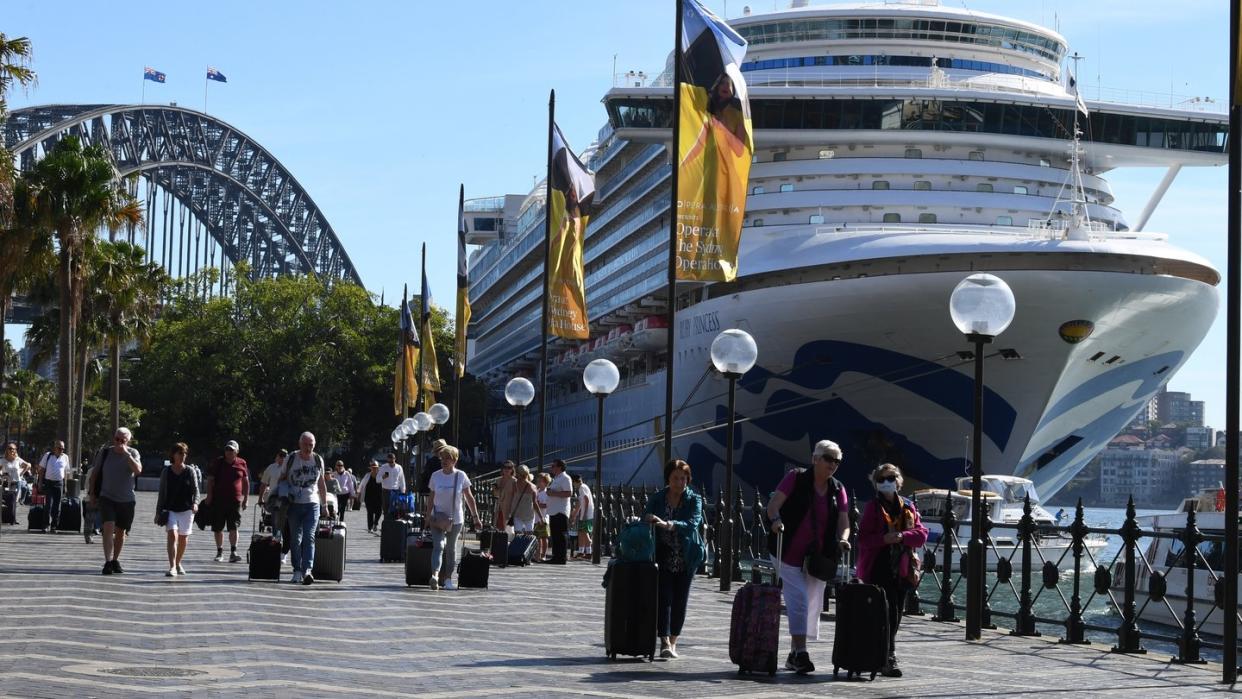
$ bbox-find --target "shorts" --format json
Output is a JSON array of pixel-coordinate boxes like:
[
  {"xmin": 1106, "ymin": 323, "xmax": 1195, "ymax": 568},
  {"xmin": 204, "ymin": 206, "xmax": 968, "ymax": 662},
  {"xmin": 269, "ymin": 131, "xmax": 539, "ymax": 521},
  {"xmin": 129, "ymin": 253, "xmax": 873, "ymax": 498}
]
[
  {"xmin": 211, "ymin": 499, "xmax": 242, "ymax": 533},
  {"xmin": 513, "ymin": 516, "xmax": 534, "ymax": 535},
  {"xmin": 577, "ymin": 520, "xmax": 594, "ymax": 534},
  {"xmin": 166, "ymin": 510, "xmax": 194, "ymax": 535},
  {"xmin": 99, "ymin": 497, "xmax": 136, "ymax": 532}
]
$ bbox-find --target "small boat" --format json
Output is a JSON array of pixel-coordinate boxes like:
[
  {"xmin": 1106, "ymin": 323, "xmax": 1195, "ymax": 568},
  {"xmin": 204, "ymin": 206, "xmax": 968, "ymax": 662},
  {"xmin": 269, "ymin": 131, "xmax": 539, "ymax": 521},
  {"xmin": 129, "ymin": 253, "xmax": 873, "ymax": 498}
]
[
  {"xmin": 629, "ymin": 315, "xmax": 668, "ymax": 352},
  {"xmin": 914, "ymin": 475, "xmax": 1108, "ymax": 571}
]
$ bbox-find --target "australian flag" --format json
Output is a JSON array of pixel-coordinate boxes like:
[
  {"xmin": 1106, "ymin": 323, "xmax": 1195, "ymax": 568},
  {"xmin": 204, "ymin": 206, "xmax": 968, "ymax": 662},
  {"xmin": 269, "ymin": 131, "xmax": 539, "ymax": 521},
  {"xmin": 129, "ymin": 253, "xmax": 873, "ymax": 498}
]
[
  {"xmin": 207, "ymin": 67, "xmax": 227, "ymax": 83},
  {"xmin": 143, "ymin": 67, "xmax": 166, "ymax": 83}
]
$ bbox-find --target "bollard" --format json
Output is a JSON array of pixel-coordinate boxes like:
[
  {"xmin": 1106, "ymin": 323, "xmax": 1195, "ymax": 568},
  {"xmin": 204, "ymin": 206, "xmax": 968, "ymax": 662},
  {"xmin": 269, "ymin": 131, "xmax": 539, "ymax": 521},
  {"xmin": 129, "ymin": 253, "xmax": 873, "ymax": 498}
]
[
  {"xmin": 934, "ymin": 492, "xmax": 958, "ymax": 622},
  {"xmin": 1112, "ymin": 496, "xmax": 1146, "ymax": 654},
  {"xmin": 1061, "ymin": 498, "xmax": 1089, "ymax": 645},
  {"xmin": 1175, "ymin": 506, "xmax": 1206, "ymax": 664},
  {"xmin": 1012, "ymin": 494, "xmax": 1039, "ymax": 636}
]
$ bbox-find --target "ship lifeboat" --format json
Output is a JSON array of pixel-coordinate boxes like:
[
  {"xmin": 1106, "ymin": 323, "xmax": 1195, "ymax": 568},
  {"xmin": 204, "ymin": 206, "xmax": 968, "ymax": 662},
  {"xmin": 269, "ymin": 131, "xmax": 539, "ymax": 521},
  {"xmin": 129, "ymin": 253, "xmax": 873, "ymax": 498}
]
[
  {"xmin": 630, "ymin": 315, "xmax": 669, "ymax": 352},
  {"xmin": 604, "ymin": 324, "xmax": 633, "ymax": 359},
  {"xmin": 570, "ymin": 341, "xmax": 593, "ymax": 368},
  {"xmin": 583, "ymin": 335, "xmax": 607, "ymax": 364}
]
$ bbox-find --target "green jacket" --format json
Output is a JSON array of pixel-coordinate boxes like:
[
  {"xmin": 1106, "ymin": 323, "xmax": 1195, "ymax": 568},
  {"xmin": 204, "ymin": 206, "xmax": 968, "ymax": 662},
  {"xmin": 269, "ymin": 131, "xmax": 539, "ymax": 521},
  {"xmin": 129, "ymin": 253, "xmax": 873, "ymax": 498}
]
[{"xmin": 644, "ymin": 486, "xmax": 706, "ymax": 573}]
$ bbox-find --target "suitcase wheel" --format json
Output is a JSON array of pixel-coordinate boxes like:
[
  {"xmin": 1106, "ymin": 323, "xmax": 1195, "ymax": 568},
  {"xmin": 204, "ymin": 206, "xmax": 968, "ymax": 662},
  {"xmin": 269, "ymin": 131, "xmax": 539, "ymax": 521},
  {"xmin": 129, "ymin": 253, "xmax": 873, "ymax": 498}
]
[{"xmin": 869, "ymin": 671, "xmax": 877, "ymax": 681}]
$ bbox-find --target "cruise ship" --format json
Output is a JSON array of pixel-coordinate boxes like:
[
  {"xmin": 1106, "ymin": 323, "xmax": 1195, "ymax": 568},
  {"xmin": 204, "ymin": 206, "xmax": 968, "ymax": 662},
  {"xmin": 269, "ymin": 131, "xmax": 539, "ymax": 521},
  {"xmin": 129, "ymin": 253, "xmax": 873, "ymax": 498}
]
[{"xmin": 463, "ymin": 0, "xmax": 1228, "ymax": 499}]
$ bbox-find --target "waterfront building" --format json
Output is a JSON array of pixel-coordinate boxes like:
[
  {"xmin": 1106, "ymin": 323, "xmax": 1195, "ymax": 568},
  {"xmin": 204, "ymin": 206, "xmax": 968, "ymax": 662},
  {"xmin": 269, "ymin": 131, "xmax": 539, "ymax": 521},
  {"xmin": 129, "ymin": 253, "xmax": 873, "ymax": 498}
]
[
  {"xmin": 1098, "ymin": 447, "xmax": 1179, "ymax": 507},
  {"xmin": 1156, "ymin": 387, "xmax": 1205, "ymax": 427},
  {"xmin": 1187, "ymin": 458, "xmax": 1227, "ymax": 497}
]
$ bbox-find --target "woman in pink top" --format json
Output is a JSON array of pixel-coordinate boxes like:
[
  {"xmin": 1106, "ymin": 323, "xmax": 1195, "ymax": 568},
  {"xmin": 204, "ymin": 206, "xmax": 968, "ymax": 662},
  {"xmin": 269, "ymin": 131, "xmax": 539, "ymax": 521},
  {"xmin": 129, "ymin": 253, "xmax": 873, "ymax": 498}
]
[
  {"xmin": 765, "ymin": 439, "xmax": 851, "ymax": 675},
  {"xmin": 856, "ymin": 462, "xmax": 928, "ymax": 677}
]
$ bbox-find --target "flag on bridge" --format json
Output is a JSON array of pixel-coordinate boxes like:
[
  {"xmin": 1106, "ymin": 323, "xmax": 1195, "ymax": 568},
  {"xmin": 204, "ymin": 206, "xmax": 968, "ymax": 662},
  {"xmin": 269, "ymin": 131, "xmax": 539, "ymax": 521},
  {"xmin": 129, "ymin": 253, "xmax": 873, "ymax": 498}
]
[
  {"xmin": 420, "ymin": 243, "xmax": 442, "ymax": 402},
  {"xmin": 144, "ymin": 67, "xmax": 166, "ymax": 83},
  {"xmin": 207, "ymin": 67, "xmax": 228, "ymax": 83},
  {"xmin": 393, "ymin": 285, "xmax": 419, "ymax": 416}
]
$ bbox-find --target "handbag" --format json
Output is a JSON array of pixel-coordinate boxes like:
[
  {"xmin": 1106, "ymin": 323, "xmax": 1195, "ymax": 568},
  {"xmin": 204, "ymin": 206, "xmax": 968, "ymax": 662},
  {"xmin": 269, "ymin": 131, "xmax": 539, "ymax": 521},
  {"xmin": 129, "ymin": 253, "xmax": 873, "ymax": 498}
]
[
  {"xmin": 533, "ymin": 520, "xmax": 550, "ymax": 538},
  {"xmin": 803, "ymin": 484, "xmax": 839, "ymax": 582},
  {"xmin": 429, "ymin": 471, "xmax": 461, "ymax": 532},
  {"xmin": 155, "ymin": 510, "xmax": 169, "ymax": 526},
  {"xmin": 899, "ymin": 548, "xmax": 923, "ymax": 588}
]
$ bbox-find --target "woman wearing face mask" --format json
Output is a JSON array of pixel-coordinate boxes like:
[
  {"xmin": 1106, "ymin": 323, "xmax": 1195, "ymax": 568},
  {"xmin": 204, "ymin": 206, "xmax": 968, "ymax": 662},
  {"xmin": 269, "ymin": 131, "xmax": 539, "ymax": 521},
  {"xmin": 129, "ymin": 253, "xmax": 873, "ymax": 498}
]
[{"xmin": 856, "ymin": 463, "xmax": 928, "ymax": 678}]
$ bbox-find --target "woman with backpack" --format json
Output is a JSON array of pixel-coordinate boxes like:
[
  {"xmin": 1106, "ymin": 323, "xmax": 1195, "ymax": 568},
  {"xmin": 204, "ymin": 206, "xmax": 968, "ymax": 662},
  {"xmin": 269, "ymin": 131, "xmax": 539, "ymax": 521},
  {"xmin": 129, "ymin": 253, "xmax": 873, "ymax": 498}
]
[
  {"xmin": 856, "ymin": 463, "xmax": 928, "ymax": 678},
  {"xmin": 766, "ymin": 439, "xmax": 852, "ymax": 675},
  {"xmin": 642, "ymin": 459, "xmax": 705, "ymax": 659},
  {"xmin": 154, "ymin": 443, "xmax": 199, "ymax": 577}
]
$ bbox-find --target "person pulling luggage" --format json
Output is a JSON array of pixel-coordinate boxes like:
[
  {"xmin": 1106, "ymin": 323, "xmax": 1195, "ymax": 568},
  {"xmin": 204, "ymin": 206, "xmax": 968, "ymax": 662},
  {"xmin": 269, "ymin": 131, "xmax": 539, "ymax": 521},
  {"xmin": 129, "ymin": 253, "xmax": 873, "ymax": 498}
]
[
  {"xmin": 423, "ymin": 443, "xmax": 480, "ymax": 591},
  {"xmin": 766, "ymin": 439, "xmax": 851, "ymax": 675},
  {"xmin": 856, "ymin": 463, "xmax": 928, "ymax": 678},
  {"xmin": 642, "ymin": 459, "xmax": 705, "ymax": 660}
]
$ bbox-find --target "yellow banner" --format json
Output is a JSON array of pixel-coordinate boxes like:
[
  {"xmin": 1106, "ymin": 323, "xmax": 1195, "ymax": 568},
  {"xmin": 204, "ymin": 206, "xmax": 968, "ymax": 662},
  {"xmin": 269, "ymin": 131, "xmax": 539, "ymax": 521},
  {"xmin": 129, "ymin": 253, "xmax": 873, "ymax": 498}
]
[
  {"xmin": 421, "ymin": 317, "xmax": 441, "ymax": 394},
  {"xmin": 547, "ymin": 124, "xmax": 594, "ymax": 340},
  {"xmin": 675, "ymin": 47, "xmax": 752, "ymax": 281},
  {"xmin": 456, "ymin": 188, "xmax": 472, "ymax": 378},
  {"xmin": 393, "ymin": 344, "xmax": 417, "ymax": 416}
]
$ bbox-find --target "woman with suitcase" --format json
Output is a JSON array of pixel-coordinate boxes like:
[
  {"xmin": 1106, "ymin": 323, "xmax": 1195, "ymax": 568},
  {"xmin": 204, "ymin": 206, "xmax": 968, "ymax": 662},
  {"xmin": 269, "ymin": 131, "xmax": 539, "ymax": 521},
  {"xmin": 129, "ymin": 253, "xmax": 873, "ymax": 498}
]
[
  {"xmin": 766, "ymin": 439, "xmax": 852, "ymax": 675},
  {"xmin": 643, "ymin": 459, "xmax": 705, "ymax": 660},
  {"xmin": 424, "ymin": 444, "xmax": 481, "ymax": 590},
  {"xmin": 856, "ymin": 463, "xmax": 929, "ymax": 678}
]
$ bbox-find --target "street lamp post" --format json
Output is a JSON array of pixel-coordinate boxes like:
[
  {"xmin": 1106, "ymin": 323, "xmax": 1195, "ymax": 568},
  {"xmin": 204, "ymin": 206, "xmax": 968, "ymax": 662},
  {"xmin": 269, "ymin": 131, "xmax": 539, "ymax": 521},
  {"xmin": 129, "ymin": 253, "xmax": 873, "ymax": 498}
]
[
  {"xmin": 583, "ymin": 358, "xmax": 620, "ymax": 565},
  {"xmin": 505, "ymin": 377, "xmax": 535, "ymax": 465},
  {"xmin": 428, "ymin": 403, "xmax": 451, "ymax": 438},
  {"xmin": 710, "ymin": 328, "xmax": 759, "ymax": 593},
  {"xmin": 949, "ymin": 273, "xmax": 1016, "ymax": 641},
  {"xmin": 412, "ymin": 411, "xmax": 432, "ymax": 488}
]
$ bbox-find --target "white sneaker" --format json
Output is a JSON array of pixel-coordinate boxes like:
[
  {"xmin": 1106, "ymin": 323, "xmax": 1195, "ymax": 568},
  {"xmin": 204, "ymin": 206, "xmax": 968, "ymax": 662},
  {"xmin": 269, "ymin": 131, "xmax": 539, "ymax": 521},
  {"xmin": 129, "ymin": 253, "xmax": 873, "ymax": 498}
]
[
  {"xmin": 280, "ymin": 553, "xmax": 289, "ymax": 564},
  {"xmin": 214, "ymin": 551, "xmax": 224, "ymax": 562},
  {"xmin": 166, "ymin": 568, "xmax": 177, "ymax": 577},
  {"xmin": 428, "ymin": 577, "xmax": 439, "ymax": 591},
  {"xmin": 176, "ymin": 564, "xmax": 187, "ymax": 575},
  {"xmin": 290, "ymin": 570, "xmax": 301, "ymax": 583},
  {"xmin": 443, "ymin": 580, "xmax": 457, "ymax": 591}
]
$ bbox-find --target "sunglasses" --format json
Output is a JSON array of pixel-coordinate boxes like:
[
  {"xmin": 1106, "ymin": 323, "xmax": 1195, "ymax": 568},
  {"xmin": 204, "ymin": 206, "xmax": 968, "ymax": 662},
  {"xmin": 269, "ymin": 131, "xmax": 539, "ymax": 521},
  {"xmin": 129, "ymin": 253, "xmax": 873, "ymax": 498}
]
[{"xmin": 876, "ymin": 475, "xmax": 898, "ymax": 483}]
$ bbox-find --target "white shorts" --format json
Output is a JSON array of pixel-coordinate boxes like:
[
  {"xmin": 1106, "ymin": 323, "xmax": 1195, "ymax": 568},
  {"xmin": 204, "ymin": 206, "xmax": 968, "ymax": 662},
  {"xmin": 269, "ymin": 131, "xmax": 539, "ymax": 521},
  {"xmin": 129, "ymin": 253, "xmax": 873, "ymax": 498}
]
[
  {"xmin": 166, "ymin": 510, "xmax": 194, "ymax": 535},
  {"xmin": 513, "ymin": 516, "xmax": 534, "ymax": 534}
]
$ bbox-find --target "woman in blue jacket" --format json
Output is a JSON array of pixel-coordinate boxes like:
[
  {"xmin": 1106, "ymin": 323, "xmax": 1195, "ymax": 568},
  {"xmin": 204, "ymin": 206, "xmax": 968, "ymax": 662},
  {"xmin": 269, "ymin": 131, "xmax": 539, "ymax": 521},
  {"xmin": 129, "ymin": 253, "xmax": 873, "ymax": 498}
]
[{"xmin": 643, "ymin": 459, "xmax": 706, "ymax": 660}]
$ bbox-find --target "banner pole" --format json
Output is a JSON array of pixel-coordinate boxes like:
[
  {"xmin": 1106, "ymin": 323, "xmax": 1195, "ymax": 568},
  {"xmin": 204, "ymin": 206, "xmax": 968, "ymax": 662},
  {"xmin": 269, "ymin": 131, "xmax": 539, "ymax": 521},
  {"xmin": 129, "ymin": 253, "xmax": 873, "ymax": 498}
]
[
  {"xmin": 538, "ymin": 89, "xmax": 555, "ymax": 472},
  {"xmin": 663, "ymin": 0, "xmax": 685, "ymax": 463}
]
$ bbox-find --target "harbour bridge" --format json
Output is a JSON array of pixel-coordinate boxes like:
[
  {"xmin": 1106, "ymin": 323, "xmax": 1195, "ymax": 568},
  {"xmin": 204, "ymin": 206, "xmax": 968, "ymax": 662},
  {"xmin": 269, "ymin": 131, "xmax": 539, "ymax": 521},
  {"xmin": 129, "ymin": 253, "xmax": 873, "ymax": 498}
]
[{"xmin": 3, "ymin": 104, "xmax": 360, "ymax": 321}]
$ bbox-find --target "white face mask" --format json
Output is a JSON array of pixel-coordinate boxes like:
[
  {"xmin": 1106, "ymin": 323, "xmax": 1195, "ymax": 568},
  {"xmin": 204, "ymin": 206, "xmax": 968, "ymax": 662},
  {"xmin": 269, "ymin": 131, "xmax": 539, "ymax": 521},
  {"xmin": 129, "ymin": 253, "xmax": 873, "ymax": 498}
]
[{"xmin": 876, "ymin": 480, "xmax": 898, "ymax": 494}]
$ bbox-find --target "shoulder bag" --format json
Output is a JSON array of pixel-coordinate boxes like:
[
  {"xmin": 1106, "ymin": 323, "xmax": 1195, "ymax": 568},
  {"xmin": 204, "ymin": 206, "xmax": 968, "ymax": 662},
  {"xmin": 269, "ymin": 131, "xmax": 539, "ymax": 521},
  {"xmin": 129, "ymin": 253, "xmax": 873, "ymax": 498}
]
[{"xmin": 803, "ymin": 481, "xmax": 839, "ymax": 582}]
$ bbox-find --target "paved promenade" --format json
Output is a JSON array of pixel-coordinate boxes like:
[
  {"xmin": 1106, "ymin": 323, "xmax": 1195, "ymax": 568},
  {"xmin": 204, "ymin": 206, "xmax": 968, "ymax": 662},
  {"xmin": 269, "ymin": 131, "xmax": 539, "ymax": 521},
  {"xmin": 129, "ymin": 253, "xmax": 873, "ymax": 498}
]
[{"xmin": 0, "ymin": 492, "xmax": 1234, "ymax": 698}]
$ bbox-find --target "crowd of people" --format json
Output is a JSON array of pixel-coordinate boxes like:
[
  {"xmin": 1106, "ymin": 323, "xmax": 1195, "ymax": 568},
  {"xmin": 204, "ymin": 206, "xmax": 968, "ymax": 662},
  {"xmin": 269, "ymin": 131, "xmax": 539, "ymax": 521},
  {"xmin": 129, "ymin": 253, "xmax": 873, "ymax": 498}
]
[{"xmin": 2, "ymin": 430, "xmax": 928, "ymax": 678}]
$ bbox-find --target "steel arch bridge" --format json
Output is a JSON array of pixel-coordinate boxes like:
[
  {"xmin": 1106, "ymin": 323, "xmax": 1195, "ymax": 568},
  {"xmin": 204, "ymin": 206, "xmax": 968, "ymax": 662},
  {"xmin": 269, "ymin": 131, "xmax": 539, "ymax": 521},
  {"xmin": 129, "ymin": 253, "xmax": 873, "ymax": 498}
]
[{"xmin": 3, "ymin": 104, "xmax": 361, "ymax": 285}]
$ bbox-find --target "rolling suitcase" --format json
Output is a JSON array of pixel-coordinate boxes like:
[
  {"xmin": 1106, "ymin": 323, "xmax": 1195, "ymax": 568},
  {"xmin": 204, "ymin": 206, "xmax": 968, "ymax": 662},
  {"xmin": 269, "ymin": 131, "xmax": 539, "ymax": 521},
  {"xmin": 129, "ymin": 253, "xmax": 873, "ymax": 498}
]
[
  {"xmin": 604, "ymin": 560, "xmax": 658, "ymax": 661},
  {"xmin": 831, "ymin": 582, "xmax": 891, "ymax": 680},
  {"xmin": 507, "ymin": 534, "xmax": 537, "ymax": 567},
  {"xmin": 313, "ymin": 520, "xmax": 347, "ymax": 582},
  {"xmin": 57, "ymin": 497, "xmax": 82, "ymax": 533},
  {"xmin": 405, "ymin": 535, "xmax": 437, "ymax": 586},
  {"xmin": 2, "ymin": 487, "xmax": 15, "ymax": 525},
  {"xmin": 28, "ymin": 504, "xmax": 48, "ymax": 531},
  {"xmin": 248, "ymin": 535, "xmax": 283, "ymax": 580},
  {"xmin": 730, "ymin": 535, "xmax": 783, "ymax": 675},
  {"xmin": 381, "ymin": 517, "xmax": 413, "ymax": 562},
  {"xmin": 457, "ymin": 549, "xmax": 491, "ymax": 588},
  {"xmin": 487, "ymin": 529, "xmax": 510, "ymax": 568}
]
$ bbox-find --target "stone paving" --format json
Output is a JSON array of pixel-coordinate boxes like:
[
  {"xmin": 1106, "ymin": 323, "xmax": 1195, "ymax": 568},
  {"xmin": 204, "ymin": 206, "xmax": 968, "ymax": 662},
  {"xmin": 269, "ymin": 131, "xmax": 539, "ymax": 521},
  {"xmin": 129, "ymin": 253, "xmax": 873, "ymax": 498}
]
[{"xmin": 0, "ymin": 492, "xmax": 1235, "ymax": 698}]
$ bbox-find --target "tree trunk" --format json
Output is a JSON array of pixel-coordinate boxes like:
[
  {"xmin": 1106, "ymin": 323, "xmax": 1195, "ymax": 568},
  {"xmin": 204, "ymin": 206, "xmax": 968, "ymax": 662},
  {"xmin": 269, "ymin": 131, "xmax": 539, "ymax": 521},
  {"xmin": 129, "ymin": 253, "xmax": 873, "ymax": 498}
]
[
  {"xmin": 57, "ymin": 244, "xmax": 75, "ymax": 463},
  {"xmin": 111, "ymin": 335, "xmax": 120, "ymax": 434},
  {"xmin": 0, "ymin": 295, "xmax": 8, "ymax": 393},
  {"xmin": 75, "ymin": 339, "xmax": 88, "ymax": 462}
]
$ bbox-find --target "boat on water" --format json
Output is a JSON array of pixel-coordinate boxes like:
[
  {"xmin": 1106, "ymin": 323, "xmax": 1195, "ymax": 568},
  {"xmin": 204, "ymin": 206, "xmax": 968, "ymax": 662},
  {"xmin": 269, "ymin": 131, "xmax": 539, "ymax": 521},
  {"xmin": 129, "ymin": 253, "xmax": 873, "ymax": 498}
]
[
  {"xmin": 463, "ymin": 0, "xmax": 1226, "ymax": 499},
  {"xmin": 914, "ymin": 474, "xmax": 1107, "ymax": 570}
]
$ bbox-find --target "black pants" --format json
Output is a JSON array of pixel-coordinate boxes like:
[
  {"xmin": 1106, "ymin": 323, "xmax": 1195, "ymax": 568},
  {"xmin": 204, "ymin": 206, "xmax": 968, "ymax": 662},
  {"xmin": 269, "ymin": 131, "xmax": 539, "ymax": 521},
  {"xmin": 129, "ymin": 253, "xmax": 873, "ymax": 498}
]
[
  {"xmin": 365, "ymin": 501, "xmax": 381, "ymax": 531},
  {"xmin": 870, "ymin": 552, "xmax": 907, "ymax": 656},
  {"xmin": 381, "ymin": 489, "xmax": 393, "ymax": 520},
  {"xmin": 550, "ymin": 513, "xmax": 569, "ymax": 563},
  {"xmin": 657, "ymin": 565, "xmax": 695, "ymax": 637},
  {"xmin": 43, "ymin": 479, "xmax": 63, "ymax": 528}
]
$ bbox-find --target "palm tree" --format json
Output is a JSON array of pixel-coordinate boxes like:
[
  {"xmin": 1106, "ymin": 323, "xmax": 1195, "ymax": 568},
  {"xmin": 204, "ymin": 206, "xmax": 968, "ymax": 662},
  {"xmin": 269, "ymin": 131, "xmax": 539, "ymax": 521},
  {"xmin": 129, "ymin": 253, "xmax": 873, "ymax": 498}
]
[
  {"xmin": 0, "ymin": 176, "xmax": 54, "ymax": 391},
  {"xmin": 26, "ymin": 137, "xmax": 142, "ymax": 462},
  {"xmin": 0, "ymin": 34, "xmax": 37, "ymax": 391}
]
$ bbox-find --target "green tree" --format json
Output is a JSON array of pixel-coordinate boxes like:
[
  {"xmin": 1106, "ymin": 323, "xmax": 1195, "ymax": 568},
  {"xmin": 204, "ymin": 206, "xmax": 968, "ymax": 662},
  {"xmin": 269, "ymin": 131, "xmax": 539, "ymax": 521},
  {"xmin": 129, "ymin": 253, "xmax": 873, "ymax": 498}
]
[
  {"xmin": 26, "ymin": 136, "xmax": 142, "ymax": 462},
  {"xmin": 0, "ymin": 34, "xmax": 37, "ymax": 391}
]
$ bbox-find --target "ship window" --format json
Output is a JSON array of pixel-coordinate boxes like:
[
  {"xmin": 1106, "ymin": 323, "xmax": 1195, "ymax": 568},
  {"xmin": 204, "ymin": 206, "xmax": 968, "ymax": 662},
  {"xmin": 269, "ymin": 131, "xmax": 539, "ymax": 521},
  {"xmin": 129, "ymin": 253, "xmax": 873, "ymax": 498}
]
[
  {"xmin": 977, "ymin": 183, "xmax": 994, "ymax": 193},
  {"xmin": 914, "ymin": 180, "xmax": 931, "ymax": 190},
  {"xmin": 818, "ymin": 149, "xmax": 835, "ymax": 159},
  {"xmin": 996, "ymin": 215, "xmax": 1013, "ymax": 226},
  {"xmin": 780, "ymin": 183, "xmax": 794, "ymax": 192},
  {"xmin": 905, "ymin": 148, "xmax": 923, "ymax": 159},
  {"xmin": 773, "ymin": 152, "xmax": 787, "ymax": 162},
  {"xmin": 969, "ymin": 150, "xmax": 985, "ymax": 161},
  {"xmin": 753, "ymin": 218, "xmax": 764, "ymax": 227},
  {"xmin": 752, "ymin": 186, "xmax": 765, "ymax": 195},
  {"xmin": 1014, "ymin": 185, "xmax": 1029, "ymax": 195},
  {"xmin": 918, "ymin": 213, "xmax": 937, "ymax": 223},
  {"xmin": 809, "ymin": 214, "xmax": 825, "ymax": 224},
  {"xmin": 882, "ymin": 213, "xmax": 901, "ymax": 223},
  {"xmin": 872, "ymin": 180, "xmax": 890, "ymax": 190},
  {"xmin": 1040, "ymin": 158, "xmax": 1051, "ymax": 167}
]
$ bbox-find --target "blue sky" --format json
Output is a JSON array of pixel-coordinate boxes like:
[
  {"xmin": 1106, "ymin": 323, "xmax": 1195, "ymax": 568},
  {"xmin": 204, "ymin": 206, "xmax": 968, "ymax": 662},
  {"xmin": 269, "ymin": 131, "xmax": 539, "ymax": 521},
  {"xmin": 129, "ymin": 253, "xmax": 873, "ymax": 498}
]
[{"xmin": 3, "ymin": 0, "xmax": 1231, "ymax": 427}]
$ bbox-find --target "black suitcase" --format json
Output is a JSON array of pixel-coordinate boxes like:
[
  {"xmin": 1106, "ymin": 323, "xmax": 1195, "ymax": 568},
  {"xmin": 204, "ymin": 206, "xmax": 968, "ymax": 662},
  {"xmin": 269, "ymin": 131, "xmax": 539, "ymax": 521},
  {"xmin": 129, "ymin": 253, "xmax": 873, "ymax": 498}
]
[
  {"xmin": 381, "ymin": 518, "xmax": 413, "ymax": 562},
  {"xmin": 2, "ymin": 488, "xmax": 15, "ymax": 525},
  {"xmin": 507, "ymin": 534, "xmax": 537, "ymax": 567},
  {"xmin": 832, "ymin": 582, "xmax": 891, "ymax": 680},
  {"xmin": 27, "ymin": 504, "xmax": 48, "ymax": 531},
  {"xmin": 458, "ymin": 549, "xmax": 491, "ymax": 588},
  {"xmin": 57, "ymin": 497, "xmax": 82, "ymax": 532},
  {"xmin": 248, "ymin": 535, "xmax": 283, "ymax": 581},
  {"xmin": 604, "ymin": 560, "xmax": 658, "ymax": 660},
  {"xmin": 405, "ymin": 536, "xmax": 437, "ymax": 586},
  {"xmin": 487, "ymin": 530, "xmax": 510, "ymax": 567},
  {"xmin": 313, "ymin": 521, "xmax": 347, "ymax": 582}
]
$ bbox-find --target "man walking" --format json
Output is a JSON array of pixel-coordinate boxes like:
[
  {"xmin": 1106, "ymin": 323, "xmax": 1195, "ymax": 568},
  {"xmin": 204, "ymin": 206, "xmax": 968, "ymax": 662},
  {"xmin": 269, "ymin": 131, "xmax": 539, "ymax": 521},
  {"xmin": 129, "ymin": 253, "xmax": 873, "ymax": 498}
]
[
  {"xmin": 377, "ymin": 452, "xmax": 406, "ymax": 519},
  {"xmin": 545, "ymin": 459, "xmax": 573, "ymax": 565},
  {"xmin": 37, "ymin": 441, "xmax": 70, "ymax": 530},
  {"xmin": 570, "ymin": 472, "xmax": 594, "ymax": 560},
  {"xmin": 205, "ymin": 440, "xmax": 249, "ymax": 563},
  {"xmin": 285, "ymin": 431, "xmax": 328, "ymax": 585},
  {"xmin": 88, "ymin": 427, "xmax": 142, "ymax": 574}
]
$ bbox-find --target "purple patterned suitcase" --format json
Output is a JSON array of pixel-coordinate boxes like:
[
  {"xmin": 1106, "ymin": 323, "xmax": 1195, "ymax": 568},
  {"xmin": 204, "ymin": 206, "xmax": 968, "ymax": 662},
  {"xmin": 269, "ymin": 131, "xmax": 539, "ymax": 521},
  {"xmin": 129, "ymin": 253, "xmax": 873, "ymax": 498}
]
[{"xmin": 729, "ymin": 579, "xmax": 782, "ymax": 675}]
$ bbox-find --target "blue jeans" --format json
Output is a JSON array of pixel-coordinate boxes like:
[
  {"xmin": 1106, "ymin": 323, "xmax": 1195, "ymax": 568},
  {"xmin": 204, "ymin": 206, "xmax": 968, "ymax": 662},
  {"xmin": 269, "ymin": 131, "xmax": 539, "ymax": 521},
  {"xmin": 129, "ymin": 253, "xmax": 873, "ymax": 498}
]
[
  {"xmin": 657, "ymin": 567, "xmax": 695, "ymax": 637},
  {"xmin": 431, "ymin": 524, "xmax": 462, "ymax": 582},
  {"xmin": 288, "ymin": 502, "xmax": 320, "ymax": 574},
  {"xmin": 43, "ymin": 479, "xmax": 63, "ymax": 528}
]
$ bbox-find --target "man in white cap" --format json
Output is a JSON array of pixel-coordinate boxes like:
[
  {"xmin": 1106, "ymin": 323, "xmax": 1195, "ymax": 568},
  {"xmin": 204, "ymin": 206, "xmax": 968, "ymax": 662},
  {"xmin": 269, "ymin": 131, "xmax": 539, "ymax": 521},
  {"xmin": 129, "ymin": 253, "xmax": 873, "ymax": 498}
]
[{"xmin": 205, "ymin": 440, "xmax": 249, "ymax": 563}]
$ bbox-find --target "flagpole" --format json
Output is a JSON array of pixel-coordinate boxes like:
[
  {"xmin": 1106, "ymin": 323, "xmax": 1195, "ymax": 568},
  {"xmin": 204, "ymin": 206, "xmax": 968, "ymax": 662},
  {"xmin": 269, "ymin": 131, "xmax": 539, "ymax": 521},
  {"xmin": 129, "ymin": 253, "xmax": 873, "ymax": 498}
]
[
  {"xmin": 141, "ymin": 72, "xmax": 146, "ymax": 106},
  {"xmin": 1222, "ymin": 0, "xmax": 1240, "ymax": 682},
  {"xmin": 401, "ymin": 284, "xmax": 411, "ymax": 476},
  {"xmin": 203, "ymin": 68, "xmax": 208, "ymax": 114},
  {"xmin": 454, "ymin": 184, "xmax": 465, "ymax": 447},
  {"xmin": 663, "ymin": 0, "xmax": 685, "ymax": 462},
  {"xmin": 537, "ymin": 89, "xmax": 555, "ymax": 473}
]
